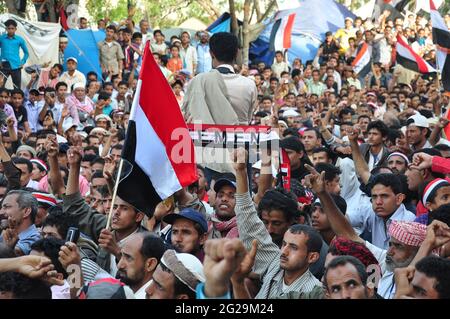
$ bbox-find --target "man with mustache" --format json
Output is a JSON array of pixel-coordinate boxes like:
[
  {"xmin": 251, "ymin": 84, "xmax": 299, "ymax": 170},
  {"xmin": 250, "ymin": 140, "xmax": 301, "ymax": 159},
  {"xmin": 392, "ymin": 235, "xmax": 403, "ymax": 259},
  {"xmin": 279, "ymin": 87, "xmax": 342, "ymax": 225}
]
[
  {"xmin": 116, "ymin": 233, "xmax": 168, "ymax": 299},
  {"xmin": 162, "ymin": 209, "xmax": 208, "ymax": 261},
  {"xmin": 208, "ymin": 179, "xmax": 238, "ymax": 239},
  {"xmin": 231, "ymin": 149, "xmax": 323, "ymax": 298}
]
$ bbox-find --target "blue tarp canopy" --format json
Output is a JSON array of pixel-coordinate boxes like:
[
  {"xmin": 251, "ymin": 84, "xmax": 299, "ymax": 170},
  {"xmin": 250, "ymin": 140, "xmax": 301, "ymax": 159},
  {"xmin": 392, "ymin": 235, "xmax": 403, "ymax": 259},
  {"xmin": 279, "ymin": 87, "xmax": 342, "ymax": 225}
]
[
  {"xmin": 207, "ymin": 12, "xmax": 243, "ymax": 34},
  {"xmin": 64, "ymin": 29, "xmax": 105, "ymax": 79},
  {"xmin": 250, "ymin": 0, "xmax": 356, "ymax": 66}
]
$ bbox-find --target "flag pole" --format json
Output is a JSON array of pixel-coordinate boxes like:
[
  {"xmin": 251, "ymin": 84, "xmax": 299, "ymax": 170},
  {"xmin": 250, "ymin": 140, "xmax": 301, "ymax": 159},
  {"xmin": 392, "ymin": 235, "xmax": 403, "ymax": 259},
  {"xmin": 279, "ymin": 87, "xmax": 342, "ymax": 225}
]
[
  {"xmin": 106, "ymin": 158, "xmax": 125, "ymax": 230},
  {"xmin": 105, "ymin": 42, "xmax": 151, "ymax": 229}
]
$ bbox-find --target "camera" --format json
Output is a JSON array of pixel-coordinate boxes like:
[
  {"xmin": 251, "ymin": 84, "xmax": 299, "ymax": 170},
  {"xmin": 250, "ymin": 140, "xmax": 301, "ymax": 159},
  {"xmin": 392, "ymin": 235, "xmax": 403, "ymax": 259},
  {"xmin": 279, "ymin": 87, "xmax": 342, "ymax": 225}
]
[{"xmin": 66, "ymin": 227, "xmax": 80, "ymax": 243}]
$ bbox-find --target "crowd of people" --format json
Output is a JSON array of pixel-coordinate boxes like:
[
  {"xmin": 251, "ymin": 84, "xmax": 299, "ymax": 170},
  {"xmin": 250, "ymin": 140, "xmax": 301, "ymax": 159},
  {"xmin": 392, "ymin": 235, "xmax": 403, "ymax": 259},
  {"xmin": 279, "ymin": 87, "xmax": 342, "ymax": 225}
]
[{"xmin": 0, "ymin": 8, "xmax": 450, "ymax": 300}]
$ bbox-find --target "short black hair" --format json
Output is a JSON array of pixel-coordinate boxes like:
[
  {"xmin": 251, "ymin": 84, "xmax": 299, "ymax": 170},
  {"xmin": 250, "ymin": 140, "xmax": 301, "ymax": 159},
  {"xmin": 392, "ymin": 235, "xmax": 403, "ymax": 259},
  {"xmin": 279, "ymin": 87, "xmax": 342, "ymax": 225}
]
[
  {"xmin": 367, "ymin": 120, "xmax": 389, "ymax": 137},
  {"xmin": 106, "ymin": 24, "xmax": 117, "ymax": 33},
  {"xmin": 91, "ymin": 157, "xmax": 105, "ymax": 167},
  {"xmin": 0, "ymin": 272, "xmax": 51, "ymax": 299},
  {"xmin": 11, "ymin": 89, "xmax": 24, "ymax": 97},
  {"xmin": 4, "ymin": 19, "xmax": 17, "ymax": 28},
  {"xmin": 12, "ymin": 157, "xmax": 33, "ymax": 173},
  {"xmin": 288, "ymin": 224, "xmax": 322, "ymax": 253},
  {"xmin": 282, "ymin": 128, "xmax": 300, "ymax": 138},
  {"xmin": 55, "ymin": 82, "xmax": 68, "ymax": 90},
  {"xmin": 41, "ymin": 207, "xmax": 72, "ymax": 239},
  {"xmin": 428, "ymin": 204, "xmax": 450, "ymax": 226},
  {"xmin": 415, "ymin": 256, "xmax": 450, "ymax": 299},
  {"xmin": 97, "ymin": 91, "xmax": 111, "ymax": 101},
  {"xmin": 209, "ymin": 32, "xmax": 238, "ymax": 64},
  {"xmin": 312, "ymin": 147, "xmax": 334, "ymax": 161},
  {"xmin": 140, "ymin": 233, "xmax": 168, "ymax": 261},
  {"xmin": 258, "ymin": 188, "xmax": 299, "ymax": 222},
  {"xmin": 315, "ymin": 163, "xmax": 341, "ymax": 182},
  {"xmin": 371, "ymin": 173, "xmax": 403, "ymax": 194},
  {"xmin": 82, "ymin": 154, "xmax": 98, "ymax": 163},
  {"xmin": 30, "ymin": 237, "xmax": 68, "ymax": 278},
  {"xmin": 323, "ymin": 255, "xmax": 368, "ymax": 290}
]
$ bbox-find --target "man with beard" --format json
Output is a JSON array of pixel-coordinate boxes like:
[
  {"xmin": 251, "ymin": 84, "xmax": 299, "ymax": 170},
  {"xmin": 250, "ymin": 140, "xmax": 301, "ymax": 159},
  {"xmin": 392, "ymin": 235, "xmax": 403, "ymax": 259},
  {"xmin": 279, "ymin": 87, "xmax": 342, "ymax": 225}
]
[
  {"xmin": 162, "ymin": 209, "xmax": 208, "ymax": 261},
  {"xmin": 386, "ymin": 152, "xmax": 409, "ymax": 175},
  {"xmin": 257, "ymin": 188, "xmax": 299, "ymax": 248},
  {"xmin": 406, "ymin": 114, "xmax": 432, "ymax": 152},
  {"xmin": 208, "ymin": 179, "xmax": 238, "ymax": 239},
  {"xmin": 116, "ymin": 233, "xmax": 168, "ymax": 299}
]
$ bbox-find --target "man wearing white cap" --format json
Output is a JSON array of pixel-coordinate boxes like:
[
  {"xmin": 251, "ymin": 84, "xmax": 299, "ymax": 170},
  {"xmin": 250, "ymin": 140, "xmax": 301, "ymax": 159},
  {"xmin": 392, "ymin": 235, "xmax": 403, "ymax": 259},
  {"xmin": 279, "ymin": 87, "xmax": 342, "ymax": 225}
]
[
  {"xmin": 59, "ymin": 57, "xmax": 86, "ymax": 93},
  {"xmin": 145, "ymin": 249, "xmax": 205, "ymax": 299},
  {"xmin": 406, "ymin": 113, "xmax": 432, "ymax": 151},
  {"xmin": 282, "ymin": 109, "xmax": 300, "ymax": 127},
  {"xmin": 335, "ymin": 17, "xmax": 356, "ymax": 54}
]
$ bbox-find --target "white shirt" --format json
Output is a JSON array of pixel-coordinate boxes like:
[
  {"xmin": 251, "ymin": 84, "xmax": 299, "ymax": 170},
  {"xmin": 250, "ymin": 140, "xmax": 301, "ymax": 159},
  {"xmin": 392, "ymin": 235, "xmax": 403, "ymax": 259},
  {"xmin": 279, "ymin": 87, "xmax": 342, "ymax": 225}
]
[
  {"xmin": 179, "ymin": 45, "xmax": 198, "ymax": 75},
  {"xmin": 26, "ymin": 179, "xmax": 40, "ymax": 190},
  {"xmin": 134, "ymin": 280, "xmax": 152, "ymax": 299},
  {"xmin": 59, "ymin": 70, "xmax": 86, "ymax": 93}
]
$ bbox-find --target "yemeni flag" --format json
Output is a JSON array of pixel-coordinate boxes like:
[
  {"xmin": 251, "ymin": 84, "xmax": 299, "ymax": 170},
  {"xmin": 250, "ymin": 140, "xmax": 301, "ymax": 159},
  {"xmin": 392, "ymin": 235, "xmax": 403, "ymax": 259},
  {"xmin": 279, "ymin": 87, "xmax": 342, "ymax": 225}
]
[
  {"xmin": 352, "ymin": 42, "xmax": 372, "ymax": 77},
  {"xmin": 117, "ymin": 42, "xmax": 198, "ymax": 217},
  {"xmin": 395, "ymin": 35, "xmax": 436, "ymax": 74},
  {"xmin": 429, "ymin": 0, "xmax": 450, "ymax": 95},
  {"xmin": 269, "ymin": 13, "xmax": 296, "ymax": 52}
]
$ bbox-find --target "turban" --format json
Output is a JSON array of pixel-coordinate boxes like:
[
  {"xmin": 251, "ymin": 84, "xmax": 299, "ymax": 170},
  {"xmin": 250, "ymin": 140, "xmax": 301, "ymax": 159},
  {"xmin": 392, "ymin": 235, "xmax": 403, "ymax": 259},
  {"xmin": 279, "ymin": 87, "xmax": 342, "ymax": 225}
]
[
  {"xmin": 32, "ymin": 192, "xmax": 57, "ymax": 207},
  {"xmin": 388, "ymin": 221, "xmax": 426, "ymax": 247},
  {"xmin": 329, "ymin": 237, "xmax": 380, "ymax": 269},
  {"xmin": 16, "ymin": 145, "xmax": 37, "ymax": 158}
]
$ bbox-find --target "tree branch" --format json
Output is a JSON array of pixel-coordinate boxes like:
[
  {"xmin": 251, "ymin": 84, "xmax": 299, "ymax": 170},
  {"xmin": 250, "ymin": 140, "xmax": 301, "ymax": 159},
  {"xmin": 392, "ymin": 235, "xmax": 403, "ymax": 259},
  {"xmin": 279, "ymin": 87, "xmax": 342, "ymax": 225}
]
[{"xmin": 258, "ymin": 0, "xmax": 277, "ymax": 23}]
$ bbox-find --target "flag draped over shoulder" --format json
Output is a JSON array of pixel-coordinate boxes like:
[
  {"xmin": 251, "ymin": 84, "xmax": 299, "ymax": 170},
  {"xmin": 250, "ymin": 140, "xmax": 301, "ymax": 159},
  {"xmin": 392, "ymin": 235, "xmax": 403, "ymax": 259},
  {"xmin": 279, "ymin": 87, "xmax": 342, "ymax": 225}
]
[
  {"xmin": 117, "ymin": 42, "xmax": 198, "ymax": 217},
  {"xmin": 429, "ymin": 0, "xmax": 450, "ymax": 95},
  {"xmin": 395, "ymin": 35, "xmax": 436, "ymax": 74}
]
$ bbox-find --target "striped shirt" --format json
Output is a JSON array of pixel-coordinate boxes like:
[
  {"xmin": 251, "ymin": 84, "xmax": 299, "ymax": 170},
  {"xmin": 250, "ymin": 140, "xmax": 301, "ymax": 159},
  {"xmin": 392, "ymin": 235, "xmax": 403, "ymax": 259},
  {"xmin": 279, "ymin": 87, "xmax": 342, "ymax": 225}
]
[{"xmin": 235, "ymin": 192, "xmax": 321, "ymax": 299}]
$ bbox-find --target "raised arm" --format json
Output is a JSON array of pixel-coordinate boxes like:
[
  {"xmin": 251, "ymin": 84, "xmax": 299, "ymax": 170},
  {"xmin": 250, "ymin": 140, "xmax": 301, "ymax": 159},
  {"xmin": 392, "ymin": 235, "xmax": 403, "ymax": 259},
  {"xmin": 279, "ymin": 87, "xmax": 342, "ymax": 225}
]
[
  {"xmin": 304, "ymin": 164, "xmax": 363, "ymax": 243},
  {"xmin": 348, "ymin": 126, "xmax": 371, "ymax": 185},
  {"xmin": 45, "ymin": 135, "xmax": 65, "ymax": 197},
  {"xmin": 231, "ymin": 148, "xmax": 281, "ymax": 276}
]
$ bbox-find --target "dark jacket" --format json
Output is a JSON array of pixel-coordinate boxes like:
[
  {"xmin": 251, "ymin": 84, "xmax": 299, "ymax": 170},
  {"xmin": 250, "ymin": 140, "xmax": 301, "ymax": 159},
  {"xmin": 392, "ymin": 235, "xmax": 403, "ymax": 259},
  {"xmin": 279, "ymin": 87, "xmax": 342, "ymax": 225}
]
[
  {"xmin": 359, "ymin": 143, "xmax": 390, "ymax": 170},
  {"xmin": 62, "ymin": 191, "xmax": 147, "ymax": 273}
]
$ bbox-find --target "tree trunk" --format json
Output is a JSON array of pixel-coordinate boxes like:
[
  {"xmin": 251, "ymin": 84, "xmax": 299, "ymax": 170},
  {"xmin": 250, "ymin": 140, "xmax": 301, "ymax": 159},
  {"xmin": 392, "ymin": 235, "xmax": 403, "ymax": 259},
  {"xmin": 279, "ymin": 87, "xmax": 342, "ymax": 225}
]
[
  {"xmin": 229, "ymin": 0, "xmax": 239, "ymax": 38},
  {"xmin": 5, "ymin": 0, "xmax": 18, "ymax": 14},
  {"xmin": 242, "ymin": 0, "xmax": 252, "ymax": 65}
]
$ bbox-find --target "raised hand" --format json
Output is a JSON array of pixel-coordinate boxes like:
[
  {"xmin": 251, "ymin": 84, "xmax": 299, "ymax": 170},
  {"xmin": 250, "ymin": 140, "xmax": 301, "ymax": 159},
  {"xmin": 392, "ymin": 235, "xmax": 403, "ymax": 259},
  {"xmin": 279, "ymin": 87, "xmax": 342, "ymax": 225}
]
[
  {"xmin": 203, "ymin": 238, "xmax": 247, "ymax": 297},
  {"xmin": 304, "ymin": 164, "xmax": 326, "ymax": 194},
  {"xmin": 58, "ymin": 242, "xmax": 82, "ymax": 270},
  {"xmin": 230, "ymin": 147, "xmax": 248, "ymax": 172},
  {"xmin": 103, "ymin": 155, "xmax": 116, "ymax": 180},
  {"xmin": 231, "ymin": 239, "xmax": 258, "ymax": 283},
  {"xmin": 45, "ymin": 135, "xmax": 59, "ymax": 158},
  {"xmin": 98, "ymin": 229, "xmax": 121, "ymax": 258},
  {"xmin": 67, "ymin": 146, "xmax": 84, "ymax": 166},
  {"xmin": 410, "ymin": 152, "xmax": 434, "ymax": 170}
]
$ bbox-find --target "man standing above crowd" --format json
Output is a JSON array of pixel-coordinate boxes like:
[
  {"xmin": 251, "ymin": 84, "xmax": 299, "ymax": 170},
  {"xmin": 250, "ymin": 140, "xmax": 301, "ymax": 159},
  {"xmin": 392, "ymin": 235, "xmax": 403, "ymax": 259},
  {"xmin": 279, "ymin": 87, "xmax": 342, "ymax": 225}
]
[
  {"xmin": 0, "ymin": 19, "xmax": 29, "ymax": 89},
  {"xmin": 179, "ymin": 31, "xmax": 197, "ymax": 77},
  {"xmin": 98, "ymin": 25, "xmax": 124, "ymax": 80}
]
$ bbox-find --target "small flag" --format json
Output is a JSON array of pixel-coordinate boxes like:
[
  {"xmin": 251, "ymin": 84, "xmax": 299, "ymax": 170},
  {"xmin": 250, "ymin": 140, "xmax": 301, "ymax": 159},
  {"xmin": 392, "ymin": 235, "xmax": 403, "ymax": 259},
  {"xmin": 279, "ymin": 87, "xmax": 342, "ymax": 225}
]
[
  {"xmin": 395, "ymin": 34, "xmax": 436, "ymax": 74},
  {"xmin": 269, "ymin": 13, "xmax": 296, "ymax": 52},
  {"xmin": 352, "ymin": 42, "xmax": 372, "ymax": 77}
]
